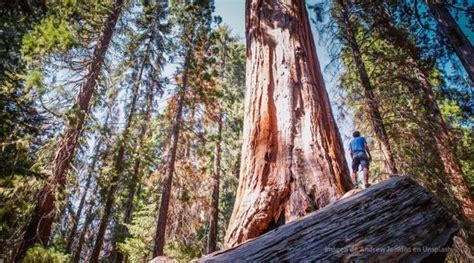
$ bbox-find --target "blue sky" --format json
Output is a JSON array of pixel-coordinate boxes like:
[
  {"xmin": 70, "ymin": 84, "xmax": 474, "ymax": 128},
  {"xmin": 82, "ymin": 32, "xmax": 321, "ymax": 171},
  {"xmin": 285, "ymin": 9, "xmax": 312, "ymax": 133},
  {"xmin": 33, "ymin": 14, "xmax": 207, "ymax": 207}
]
[{"xmin": 215, "ymin": 0, "xmax": 246, "ymax": 39}]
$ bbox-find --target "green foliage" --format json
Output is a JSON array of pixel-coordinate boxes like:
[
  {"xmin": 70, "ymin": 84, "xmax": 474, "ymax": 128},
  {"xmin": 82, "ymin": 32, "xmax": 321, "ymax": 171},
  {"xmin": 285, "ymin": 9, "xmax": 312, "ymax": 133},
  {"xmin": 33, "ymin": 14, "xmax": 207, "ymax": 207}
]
[
  {"xmin": 21, "ymin": 16, "xmax": 76, "ymax": 64},
  {"xmin": 0, "ymin": 0, "xmax": 115, "ymax": 258},
  {"xmin": 118, "ymin": 203, "xmax": 155, "ymax": 262},
  {"xmin": 23, "ymin": 245, "xmax": 71, "ymax": 263},
  {"xmin": 21, "ymin": 0, "xmax": 109, "ymax": 65},
  {"xmin": 0, "ymin": 1, "xmax": 48, "ymax": 255},
  {"xmin": 439, "ymin": 98, "xmax": 474, "ymax": 194},
  {"xmin": 166, "ymin": 239, "xmax": 204, "ymax": 263},
  {"xmin": 458, "ymin": 128, "xmax": 474, "ymax": 193}
]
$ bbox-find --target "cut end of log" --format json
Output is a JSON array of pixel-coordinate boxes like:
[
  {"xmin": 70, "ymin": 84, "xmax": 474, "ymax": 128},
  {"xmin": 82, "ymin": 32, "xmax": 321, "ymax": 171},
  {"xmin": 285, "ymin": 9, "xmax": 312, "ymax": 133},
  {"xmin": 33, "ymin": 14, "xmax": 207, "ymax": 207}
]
[{"xmin": 197, "ymin": 176, "xmax": 459, "ymax": 262}]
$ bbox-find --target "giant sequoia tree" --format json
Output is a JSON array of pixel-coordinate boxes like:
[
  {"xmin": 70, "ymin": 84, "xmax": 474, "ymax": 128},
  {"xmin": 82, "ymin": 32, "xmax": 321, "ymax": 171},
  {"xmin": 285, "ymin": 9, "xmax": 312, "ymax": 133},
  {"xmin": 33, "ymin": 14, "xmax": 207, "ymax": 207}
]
[{"xmin": 224, "ymin": 0, "xmax": 353, "ymax": 247}]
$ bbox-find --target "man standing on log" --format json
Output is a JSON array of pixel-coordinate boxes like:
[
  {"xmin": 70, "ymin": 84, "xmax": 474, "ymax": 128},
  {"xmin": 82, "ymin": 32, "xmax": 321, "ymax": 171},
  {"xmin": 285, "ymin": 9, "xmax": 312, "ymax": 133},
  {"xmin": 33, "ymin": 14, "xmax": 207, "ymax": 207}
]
[{"xmin": 349, "ymin": 131, "xmax": 372, "ymax": 189}]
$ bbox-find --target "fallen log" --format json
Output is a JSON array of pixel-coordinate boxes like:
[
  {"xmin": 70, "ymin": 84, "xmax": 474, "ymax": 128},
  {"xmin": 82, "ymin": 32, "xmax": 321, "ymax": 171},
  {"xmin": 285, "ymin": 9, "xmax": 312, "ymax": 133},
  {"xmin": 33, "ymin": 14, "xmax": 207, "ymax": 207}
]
[{"xmin": 197, "ymin": 176, "xmax": 459, "ymax": 262}]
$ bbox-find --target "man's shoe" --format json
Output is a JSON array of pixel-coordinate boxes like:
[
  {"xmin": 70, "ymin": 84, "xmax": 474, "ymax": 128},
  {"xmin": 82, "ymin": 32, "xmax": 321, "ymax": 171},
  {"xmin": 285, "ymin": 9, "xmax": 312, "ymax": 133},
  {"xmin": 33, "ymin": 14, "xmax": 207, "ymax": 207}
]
[{"xmin": 365, "ymin": 183, "xmax": 371, "ymax": 189}]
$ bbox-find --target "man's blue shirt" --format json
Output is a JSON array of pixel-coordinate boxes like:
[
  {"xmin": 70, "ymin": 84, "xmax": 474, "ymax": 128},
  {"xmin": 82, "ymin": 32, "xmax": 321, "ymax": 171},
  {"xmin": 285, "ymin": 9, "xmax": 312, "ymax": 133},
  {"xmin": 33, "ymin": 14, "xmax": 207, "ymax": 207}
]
[{"xmin": 349, "ymin": 137, "xmax": 366, "ymax": 153}]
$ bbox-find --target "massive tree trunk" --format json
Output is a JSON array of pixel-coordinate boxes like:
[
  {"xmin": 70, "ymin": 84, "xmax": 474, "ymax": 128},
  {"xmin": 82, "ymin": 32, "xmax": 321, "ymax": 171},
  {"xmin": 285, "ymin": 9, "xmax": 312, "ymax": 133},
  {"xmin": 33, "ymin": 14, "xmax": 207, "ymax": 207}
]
[
  {"xmin": 65, "ymin": 139, "xmax": 103, "ymax": 253},
  {"xmin": 207, "ymin": 112, "xmax": 223, "ymax": 254},
  {"xmin": 224, "ymin": 0, "xmax": 353, "ymax": 248},
  {"xmin": 14, "ymin": 0, "xmax": 124, "ymax": 260},
  {"xmin": 199, "ymin": 176, "xmax": 459, "ymax": 262},
  {"xmin": 425, "ymin": 0, "xmax": 474, "ymax": 82},
  {"xmin": 412, "ymin": 64, "xmax": 474, "ymax": 220},
  {"xmin": 338, "ymin": 0, "xmax": 398, "ymax": 176},
  {"xmin": 90, "ymin": 55, "xmax": 146, "ymax": 262},
  {"xmin": 152, "ymin": 62, "xmax": 189, "ymax": 257}
]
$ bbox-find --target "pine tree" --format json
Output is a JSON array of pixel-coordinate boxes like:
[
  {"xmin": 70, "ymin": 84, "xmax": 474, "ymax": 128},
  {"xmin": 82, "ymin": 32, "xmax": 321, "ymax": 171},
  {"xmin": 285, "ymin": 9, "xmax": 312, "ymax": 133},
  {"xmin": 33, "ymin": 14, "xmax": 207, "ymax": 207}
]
[
  {"xmin": 324, "ymin": 1, "xmax": 473, "ymax": 258},
  {"xmin": 152, "ymin": 0, "xmax": 214, "ymax": 257},
  {"xmin": 15, "ymin": 0, "xmax": 125, "ymax": 260},
  {"xmin": 355, "ymin": 0, "xmax": 474, "ymax": 224},
  {"xmin": 90, "ymin": 37, "xmax": 150, "ymax": 263},
  {"xmin": 110, "ymin": 2, "xmax": 171, "ymax": 261},
  {"xmin": 74, "ymin": 92, "xmax": 118, "ymax": 262},
  {"xmin": 205, "ymin": 25, "xmax": 240, "ymax": 254}
]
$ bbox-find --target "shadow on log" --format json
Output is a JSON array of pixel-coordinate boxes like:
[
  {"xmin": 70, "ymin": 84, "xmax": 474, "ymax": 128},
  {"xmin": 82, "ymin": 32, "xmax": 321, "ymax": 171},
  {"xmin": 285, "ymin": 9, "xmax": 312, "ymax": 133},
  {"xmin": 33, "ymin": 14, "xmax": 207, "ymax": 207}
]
[{"xmin": 197, "ymin": 176, "xmax": 459, "ymax": 262}]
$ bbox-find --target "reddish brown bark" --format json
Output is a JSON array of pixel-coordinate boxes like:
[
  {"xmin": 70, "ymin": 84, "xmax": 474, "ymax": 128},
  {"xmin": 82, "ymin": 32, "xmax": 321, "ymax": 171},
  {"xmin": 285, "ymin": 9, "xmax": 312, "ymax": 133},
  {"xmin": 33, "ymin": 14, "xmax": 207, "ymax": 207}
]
[
  {"xmin": 14, "ymin": 0, "xmax": 124, "ymax": 260},
  {"xmin": 224, "ymin": 0, "xmax": 353, "ymax": 248},
  {"xmin": 152, "ymin": 64, "xmax": 189, "ymax": 257},
  {"xmin": 337, "ymin": 0, "xmax": 398, "ymax": 176},
  {"xmin": 425, "ymin": 0, "xmax": 474, "ymax": 82},
  {"xmin": 207, "ymin": 113, "xmax": 223, "ymax": 254}
]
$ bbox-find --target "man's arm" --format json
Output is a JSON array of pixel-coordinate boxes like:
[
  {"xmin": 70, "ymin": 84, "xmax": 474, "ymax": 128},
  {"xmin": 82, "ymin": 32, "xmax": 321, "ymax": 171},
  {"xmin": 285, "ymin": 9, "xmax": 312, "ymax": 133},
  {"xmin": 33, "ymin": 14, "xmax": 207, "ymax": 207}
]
[{"xmin": 365, "ymin": 142, "xmax": 372, "ymax": 161}]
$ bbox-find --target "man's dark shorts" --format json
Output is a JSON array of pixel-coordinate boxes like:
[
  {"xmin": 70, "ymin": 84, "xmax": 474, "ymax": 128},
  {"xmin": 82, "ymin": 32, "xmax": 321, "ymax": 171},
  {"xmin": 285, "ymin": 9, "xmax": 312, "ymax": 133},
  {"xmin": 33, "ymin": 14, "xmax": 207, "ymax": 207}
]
[{"xmin": 352, "ymin": 151, "xmax": 369, "ymax": 173}]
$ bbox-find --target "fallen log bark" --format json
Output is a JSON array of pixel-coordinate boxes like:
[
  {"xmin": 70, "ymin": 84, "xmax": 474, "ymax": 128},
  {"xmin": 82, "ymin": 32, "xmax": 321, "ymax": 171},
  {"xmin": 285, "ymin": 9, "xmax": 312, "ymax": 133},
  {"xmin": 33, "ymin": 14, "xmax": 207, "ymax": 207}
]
[{"xmin": 197, "ymin": 176, "xmax": 459, "ymax": 262}]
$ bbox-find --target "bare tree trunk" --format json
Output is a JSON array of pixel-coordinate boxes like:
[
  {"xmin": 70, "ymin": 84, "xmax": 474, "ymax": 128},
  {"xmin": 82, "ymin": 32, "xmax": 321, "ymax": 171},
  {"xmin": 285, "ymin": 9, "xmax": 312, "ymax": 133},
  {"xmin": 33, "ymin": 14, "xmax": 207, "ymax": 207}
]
[
  {"xmin": 207, "ymin": 113, "xmax": 223, "ymax": 254},
  {"xmin": 73, "ymin": 182, "xmax": 99, "ymax": 263},
  {"xmin": 425, "ymin": 0, "xmax": 474, "ymax": 82},
  {"xmin": 14, "ymin": 0, "xmax": 124, "ymax": 260},
  {"xmin": 65, "ymin": 139, "xmax": 102, "ymax": 253},
  {"xmin": 152, "ymin": 63, "xmax": 189, "ymax": 257},
  {"xmin": 338, "ymin": 0, "xmax": 398, "ymax": 176},
  {"xmin": 90, "ymin": 183, "xmax": 116, "ymax": 262},
  {"xmin": 412, "ymin": 64, "xmax": 474, "ymax": 220},
  {"xmin": 224, "ymin": 0, "xmax": 353, "ymax": 248}
]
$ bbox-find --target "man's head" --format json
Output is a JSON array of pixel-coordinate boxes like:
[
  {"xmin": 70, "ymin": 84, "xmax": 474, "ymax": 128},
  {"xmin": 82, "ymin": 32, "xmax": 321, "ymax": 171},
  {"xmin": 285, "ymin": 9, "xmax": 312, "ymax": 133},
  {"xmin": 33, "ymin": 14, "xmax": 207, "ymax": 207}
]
[{"xmin": 352, "ymin": 131, "xmax": 361, "ymax": 138}]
